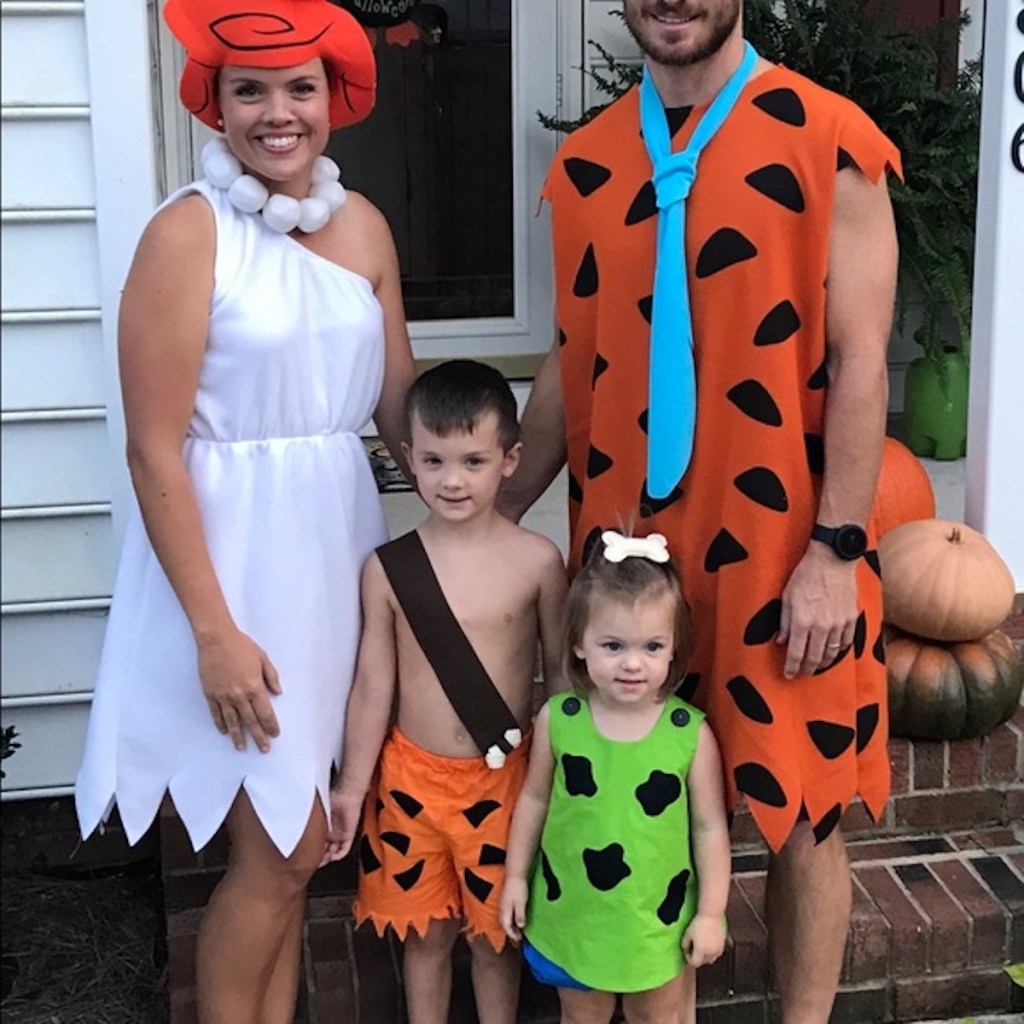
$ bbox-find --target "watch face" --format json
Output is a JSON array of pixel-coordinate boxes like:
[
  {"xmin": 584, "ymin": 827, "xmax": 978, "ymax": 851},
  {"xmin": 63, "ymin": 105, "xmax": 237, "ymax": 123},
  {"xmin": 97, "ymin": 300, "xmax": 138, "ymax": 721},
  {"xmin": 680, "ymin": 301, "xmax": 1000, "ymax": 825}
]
[{"xmin": 835, "ymin": 525, "xmax": 868, "ymax": 559}]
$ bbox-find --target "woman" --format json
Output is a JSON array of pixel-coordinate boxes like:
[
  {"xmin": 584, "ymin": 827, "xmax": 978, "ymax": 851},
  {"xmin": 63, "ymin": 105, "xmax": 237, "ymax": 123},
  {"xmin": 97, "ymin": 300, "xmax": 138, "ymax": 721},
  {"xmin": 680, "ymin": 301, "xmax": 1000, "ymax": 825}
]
[{"xmin": 74, "ymin": 1, "xmax": 414, "ymax": 1019}]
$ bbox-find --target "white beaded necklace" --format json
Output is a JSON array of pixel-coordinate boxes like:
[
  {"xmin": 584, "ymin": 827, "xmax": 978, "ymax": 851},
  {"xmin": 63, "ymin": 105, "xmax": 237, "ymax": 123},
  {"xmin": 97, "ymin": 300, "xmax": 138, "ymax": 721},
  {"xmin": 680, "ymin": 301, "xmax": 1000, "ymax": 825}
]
[{"xmin": 201, "ymin": 138, "xmax": 347, "ymax": 234}]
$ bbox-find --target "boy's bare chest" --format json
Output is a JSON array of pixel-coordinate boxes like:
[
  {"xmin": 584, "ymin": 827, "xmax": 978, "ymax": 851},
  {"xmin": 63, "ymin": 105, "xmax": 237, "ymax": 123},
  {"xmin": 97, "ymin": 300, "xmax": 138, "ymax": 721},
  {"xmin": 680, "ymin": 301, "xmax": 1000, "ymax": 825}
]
[
  {"xmin": 398, "ymin": 553, "xmax": 536, "ymax": 642},
  {"xmin": 439, "ymin": 570, "xmax": 533, "ymax": 635}
]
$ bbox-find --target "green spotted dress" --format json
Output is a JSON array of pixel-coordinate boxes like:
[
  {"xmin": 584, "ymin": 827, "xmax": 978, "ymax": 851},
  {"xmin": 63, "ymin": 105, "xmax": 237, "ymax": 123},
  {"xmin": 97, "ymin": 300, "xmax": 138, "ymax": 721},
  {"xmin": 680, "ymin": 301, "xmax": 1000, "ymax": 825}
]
[{"xmin": 525, "ymin": 692, "xmax": 704, "ymax": 992}]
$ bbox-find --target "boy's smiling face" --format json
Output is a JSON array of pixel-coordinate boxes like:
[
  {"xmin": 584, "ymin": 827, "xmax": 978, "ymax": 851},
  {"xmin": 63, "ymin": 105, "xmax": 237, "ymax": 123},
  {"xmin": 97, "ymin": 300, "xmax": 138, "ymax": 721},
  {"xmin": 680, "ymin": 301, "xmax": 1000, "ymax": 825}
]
[{"xmin": 403, "ymin": 410, "xmax": 521, "ymax": 523}]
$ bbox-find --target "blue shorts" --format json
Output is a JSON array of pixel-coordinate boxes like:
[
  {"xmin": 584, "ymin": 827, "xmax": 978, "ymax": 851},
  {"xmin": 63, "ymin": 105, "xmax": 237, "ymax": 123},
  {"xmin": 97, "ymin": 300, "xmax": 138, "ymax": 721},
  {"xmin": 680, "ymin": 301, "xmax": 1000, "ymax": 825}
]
[{"xmin": 522, "ymin": 939, "xmax": 591, "ymax": 992}]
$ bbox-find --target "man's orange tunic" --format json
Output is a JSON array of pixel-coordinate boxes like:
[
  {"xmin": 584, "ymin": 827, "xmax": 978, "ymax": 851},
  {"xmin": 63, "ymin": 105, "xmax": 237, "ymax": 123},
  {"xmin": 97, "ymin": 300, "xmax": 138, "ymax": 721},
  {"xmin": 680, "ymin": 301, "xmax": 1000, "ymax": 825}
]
[{"xmin": 545, "ymin": 65, "xmax": 901, "ymax": 852}]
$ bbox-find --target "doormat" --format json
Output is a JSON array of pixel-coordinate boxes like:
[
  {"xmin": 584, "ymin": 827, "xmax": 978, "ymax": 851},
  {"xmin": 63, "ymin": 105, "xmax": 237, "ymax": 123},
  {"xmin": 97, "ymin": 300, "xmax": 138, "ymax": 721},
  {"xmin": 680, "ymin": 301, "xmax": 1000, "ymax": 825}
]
[{"xmin": 365, "ymin": 438, "xmax": 414, "ymax": 493}]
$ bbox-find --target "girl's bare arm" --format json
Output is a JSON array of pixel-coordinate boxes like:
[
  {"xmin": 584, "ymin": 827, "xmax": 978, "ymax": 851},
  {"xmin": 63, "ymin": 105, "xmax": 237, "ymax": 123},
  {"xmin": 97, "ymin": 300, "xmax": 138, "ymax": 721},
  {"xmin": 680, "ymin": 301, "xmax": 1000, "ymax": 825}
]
[
  {"xmin": 500, "ymin": 703, "xmax": 556, "ymax": 939},
  {"xmin": 683, "ymin": 721, "xmax": 731, "ymax": 965}
]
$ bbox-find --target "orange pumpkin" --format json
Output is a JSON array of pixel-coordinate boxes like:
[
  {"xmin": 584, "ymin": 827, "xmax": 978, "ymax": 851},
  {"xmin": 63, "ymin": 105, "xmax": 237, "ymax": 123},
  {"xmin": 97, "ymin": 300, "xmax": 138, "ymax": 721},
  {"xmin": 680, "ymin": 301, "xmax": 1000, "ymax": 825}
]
[
  {"xmin": 879, "ymin": 519, "xmax": 1015, "ymax": 641},
  {"xmin": 886, "ymin": 627, "xmax": 1023, "ymax": 740},
  {"xmin": 869, "ymin": 437, "xmax": 936, "ymax": 540}
]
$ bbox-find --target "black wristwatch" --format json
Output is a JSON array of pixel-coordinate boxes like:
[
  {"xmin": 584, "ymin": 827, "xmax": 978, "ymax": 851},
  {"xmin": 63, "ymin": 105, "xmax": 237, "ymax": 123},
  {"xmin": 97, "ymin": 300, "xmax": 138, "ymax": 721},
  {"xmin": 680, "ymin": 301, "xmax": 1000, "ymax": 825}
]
[{"xmin": 810, "ymin": 523, "xmax": 868, "ymax": 561}]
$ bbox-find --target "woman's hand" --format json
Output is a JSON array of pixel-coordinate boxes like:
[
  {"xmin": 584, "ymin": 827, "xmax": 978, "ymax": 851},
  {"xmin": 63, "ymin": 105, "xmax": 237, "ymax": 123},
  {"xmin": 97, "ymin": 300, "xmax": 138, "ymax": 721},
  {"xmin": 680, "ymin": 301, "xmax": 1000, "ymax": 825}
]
[
  {"xmin": 499, "ymin": 877, "xmax": 529, "ymax": 943},
  {"xmin": 197, "ymin": 628, "xmax": 282, "ymax": 752},
  {"xmin": 681, "ymin": 913, "xmax": 727, "ymax": 968},
  {"xmin": 322, "ymin": 788, "xmax": 365, "ymax": 865}
]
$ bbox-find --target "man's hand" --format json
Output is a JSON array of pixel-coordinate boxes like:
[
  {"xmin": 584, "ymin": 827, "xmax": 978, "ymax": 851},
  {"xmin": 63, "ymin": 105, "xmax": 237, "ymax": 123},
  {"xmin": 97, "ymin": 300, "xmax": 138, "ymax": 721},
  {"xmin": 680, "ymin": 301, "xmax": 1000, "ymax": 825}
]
[
  {"xmin": 777, "ymin": 545, "xmax": 859, "ymax": 678},
  {"xmin": 681, "ymin": 913, "xmax": 727, "ymax": 968},
  {"xmin": 499, "ymin": 877, "xmax": 529, "ymax": 942},
  {"xmin": 322, "ymin": 789, "xmax": 365, "ymax": 866}
]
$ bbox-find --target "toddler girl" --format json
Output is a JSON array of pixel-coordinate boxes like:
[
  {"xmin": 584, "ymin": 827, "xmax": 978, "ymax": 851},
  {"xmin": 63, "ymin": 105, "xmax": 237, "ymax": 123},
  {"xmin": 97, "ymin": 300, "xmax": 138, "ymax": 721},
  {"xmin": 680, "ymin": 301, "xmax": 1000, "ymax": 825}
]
[{"xmin": 500, "ymin": 531, "xmax": 730, "ymax": 1023}]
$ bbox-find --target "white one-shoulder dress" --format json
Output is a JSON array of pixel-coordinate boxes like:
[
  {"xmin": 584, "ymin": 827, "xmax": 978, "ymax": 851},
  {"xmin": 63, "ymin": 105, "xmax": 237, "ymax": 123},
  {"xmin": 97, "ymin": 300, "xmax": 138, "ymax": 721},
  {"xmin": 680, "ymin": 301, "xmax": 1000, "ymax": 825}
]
[{"xmin": 76, "ymin": 180, "xmax": 388, "ymax": 857}]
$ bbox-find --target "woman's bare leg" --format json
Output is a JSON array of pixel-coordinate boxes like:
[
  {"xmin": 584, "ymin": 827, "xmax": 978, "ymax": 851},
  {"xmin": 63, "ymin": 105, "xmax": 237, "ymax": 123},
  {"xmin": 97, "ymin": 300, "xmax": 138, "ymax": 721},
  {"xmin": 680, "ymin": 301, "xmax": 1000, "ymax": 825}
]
[
  {"xmin": 258, "ymin": 895, "xmax": 310, "ymax": 1024},
  {"xmin": 195, "ymin": 791, "xmax": 326, "ymax": 1024}
]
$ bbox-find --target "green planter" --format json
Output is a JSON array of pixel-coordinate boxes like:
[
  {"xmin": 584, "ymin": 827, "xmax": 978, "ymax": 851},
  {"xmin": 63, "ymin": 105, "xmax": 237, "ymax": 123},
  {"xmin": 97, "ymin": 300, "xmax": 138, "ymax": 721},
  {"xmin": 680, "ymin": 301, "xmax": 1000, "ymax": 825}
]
[{"xmin": 903, "ymin": 350, "xmax": 968, "ymax": 460}]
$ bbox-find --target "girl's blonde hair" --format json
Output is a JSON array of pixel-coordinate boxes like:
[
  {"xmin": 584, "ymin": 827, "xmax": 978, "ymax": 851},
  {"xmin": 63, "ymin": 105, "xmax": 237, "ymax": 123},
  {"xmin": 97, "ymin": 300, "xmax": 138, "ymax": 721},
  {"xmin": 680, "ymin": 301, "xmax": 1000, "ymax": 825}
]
[{"xmin": 563, "ymin": 536, "xmax": 692, "ymax": 698}]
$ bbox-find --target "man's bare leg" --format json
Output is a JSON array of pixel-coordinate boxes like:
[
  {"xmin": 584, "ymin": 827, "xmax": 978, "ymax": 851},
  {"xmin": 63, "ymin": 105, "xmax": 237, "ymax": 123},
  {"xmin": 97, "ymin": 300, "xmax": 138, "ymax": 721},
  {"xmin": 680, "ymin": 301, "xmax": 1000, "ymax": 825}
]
[
  {"xmin": 196, "ymin": 792, "xmax": 326, "ymax": 1024},
  {"xmin": 468, "ymin": 935, "xmax": 520, "ymax": 1024},
  {"xmin": 403, "ymin": 917, "xmax": 460, "ymax": 1024},
  {"xmin": 765, "ymin": 823, "xmax": 850, "ymax": 1024}
]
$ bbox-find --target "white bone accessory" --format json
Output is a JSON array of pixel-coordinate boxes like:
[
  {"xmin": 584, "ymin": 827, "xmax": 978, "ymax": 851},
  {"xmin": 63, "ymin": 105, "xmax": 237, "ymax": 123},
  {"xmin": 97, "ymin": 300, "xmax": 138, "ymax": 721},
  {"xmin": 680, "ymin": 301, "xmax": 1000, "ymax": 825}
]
[
  {"xmin": 484, "ymin": 727, "xmax": 523, "ymax": 770},
  {"xmin": 201, "ymin": 138, "xmax": 346, "ymax": 235},
  {"xmin": 601, "ymin": 530, "xmax": 671, "ymax": 564}
]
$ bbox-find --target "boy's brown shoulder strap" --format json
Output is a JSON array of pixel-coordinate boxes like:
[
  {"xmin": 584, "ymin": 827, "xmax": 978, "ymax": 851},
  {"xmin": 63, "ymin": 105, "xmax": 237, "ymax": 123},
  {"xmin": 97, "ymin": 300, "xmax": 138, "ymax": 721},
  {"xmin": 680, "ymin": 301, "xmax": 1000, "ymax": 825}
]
[{"xmin": 376, "ymin": 530, "xmax": 522, "ymax": 759}]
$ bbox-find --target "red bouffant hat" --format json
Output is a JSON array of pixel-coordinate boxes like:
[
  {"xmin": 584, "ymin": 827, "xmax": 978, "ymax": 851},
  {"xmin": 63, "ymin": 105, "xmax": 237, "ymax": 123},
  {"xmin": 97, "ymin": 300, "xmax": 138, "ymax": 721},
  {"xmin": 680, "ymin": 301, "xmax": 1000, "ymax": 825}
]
[{"xmin": 163, "ymin": 0, "xmax": 376, "ymax": 131}]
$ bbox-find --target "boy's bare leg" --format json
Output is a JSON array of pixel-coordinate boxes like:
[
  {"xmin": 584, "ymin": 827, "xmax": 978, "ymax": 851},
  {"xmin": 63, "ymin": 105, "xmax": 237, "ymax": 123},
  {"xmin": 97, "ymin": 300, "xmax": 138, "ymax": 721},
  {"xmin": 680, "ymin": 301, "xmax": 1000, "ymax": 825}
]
[
  {"xmin": 621, "ymin": 971, "xmax": 684, "ymax": 1024},
  {"xmin": 196, "ymin": 791, "xmax": 325, "ymax": 1024},
  {"xmin": 677, "ymin": 966, "xmax": 696, "ymax": 1024},
  {"xmin": 468, "ymin": 936, "xmax": 520, "ymax": 1024},
  {"xmin": 557, "ymin": 986, "xmax": 617, "ymax": 1024},
  {"xmin": 765, "ymin": 823, "xmax": 850, "ymax": 1024},
  {"xmin": 403, "ymin": 917, "xmax": 461, "ymax": 1024}
]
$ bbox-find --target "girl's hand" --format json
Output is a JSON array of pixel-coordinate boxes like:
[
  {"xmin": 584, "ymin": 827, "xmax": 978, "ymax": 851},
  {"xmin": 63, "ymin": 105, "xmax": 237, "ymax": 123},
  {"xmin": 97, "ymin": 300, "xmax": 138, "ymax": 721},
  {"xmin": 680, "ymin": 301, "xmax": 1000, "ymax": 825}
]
[
  {"xmin": 499, "ymin": 877, "xmax": 529, "ymax": 942},
  {"xmin": 681, "ymin": 913, "xmax": 727, "ymax": 968},
  {"xmin": 322, "ymin": 789, "xmax": 364, "ymax": 866},
  {"xmin": 197, "ymin": 628, "xmax": 282, "ymax": 752}
]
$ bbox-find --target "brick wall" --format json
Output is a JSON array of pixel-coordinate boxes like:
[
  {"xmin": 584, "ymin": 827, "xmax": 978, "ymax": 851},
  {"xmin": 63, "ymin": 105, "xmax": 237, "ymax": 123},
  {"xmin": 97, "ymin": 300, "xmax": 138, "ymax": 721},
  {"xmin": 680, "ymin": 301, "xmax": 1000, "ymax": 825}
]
[
  {"xmin": 159, "ymin": 594, "xmax": 1024, "ymax": 1022},
  {"xmin": 160, "ymin": 709, "xmax": 1023, "ymax": 1023},
  {"xmin": 728, "ymin": 705, "xmax": 1024, "ymax": 848}
]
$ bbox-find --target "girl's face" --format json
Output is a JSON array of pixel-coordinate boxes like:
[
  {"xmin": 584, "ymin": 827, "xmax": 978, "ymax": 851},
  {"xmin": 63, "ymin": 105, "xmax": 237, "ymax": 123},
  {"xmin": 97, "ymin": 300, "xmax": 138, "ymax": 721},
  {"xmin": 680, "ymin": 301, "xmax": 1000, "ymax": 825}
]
[
  {"xmin": 218, "ymin": 58, "xmax": 330, "ymax": 194},
  {"xmin": 574, "ymin": 591, "xmax": 677, "ymax": 708}
]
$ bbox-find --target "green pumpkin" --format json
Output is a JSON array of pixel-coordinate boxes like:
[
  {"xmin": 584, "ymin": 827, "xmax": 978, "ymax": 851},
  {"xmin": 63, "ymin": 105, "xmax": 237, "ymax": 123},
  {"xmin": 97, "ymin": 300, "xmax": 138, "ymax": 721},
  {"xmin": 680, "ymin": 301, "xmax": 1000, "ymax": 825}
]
[{"xmin": 886, "ymin": 628, "xmax": 1023, "ymax": 741}]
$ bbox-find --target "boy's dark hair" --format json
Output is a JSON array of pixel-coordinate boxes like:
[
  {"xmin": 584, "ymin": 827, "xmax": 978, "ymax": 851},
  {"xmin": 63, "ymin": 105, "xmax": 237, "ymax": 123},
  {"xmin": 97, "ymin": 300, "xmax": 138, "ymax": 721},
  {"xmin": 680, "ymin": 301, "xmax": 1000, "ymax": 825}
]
[
  {"xmin": 405, "ymin": 359, "xmax": 520, "ymax": 451},
  {"xmin": 564, "ymin": 536, "xmax": 692, "ymax": 699}
]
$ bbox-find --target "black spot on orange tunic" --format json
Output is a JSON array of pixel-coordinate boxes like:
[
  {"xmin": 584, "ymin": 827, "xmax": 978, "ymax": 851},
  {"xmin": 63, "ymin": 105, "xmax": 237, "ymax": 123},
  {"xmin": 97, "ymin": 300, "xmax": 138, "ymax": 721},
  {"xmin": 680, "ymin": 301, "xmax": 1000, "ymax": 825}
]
[{"xmin": 544, "ymin": 65, "xmax": 901, "ymax": 852}]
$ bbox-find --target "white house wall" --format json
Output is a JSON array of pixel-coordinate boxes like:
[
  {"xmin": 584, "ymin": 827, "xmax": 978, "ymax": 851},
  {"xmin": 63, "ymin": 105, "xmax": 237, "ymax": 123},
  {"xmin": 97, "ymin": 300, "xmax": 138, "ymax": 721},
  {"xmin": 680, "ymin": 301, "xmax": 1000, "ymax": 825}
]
[{"xmin": 1, "ymin": 0, "xmax": 157, "ymax": 800}]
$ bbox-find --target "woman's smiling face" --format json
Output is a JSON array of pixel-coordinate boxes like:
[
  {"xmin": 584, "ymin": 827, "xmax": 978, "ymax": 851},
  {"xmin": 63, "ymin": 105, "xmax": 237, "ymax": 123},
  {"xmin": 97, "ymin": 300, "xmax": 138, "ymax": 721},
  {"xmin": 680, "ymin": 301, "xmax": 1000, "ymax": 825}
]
[{"xmin": 217, "ymin": 58, "xmax": 331, "ymax": 194}]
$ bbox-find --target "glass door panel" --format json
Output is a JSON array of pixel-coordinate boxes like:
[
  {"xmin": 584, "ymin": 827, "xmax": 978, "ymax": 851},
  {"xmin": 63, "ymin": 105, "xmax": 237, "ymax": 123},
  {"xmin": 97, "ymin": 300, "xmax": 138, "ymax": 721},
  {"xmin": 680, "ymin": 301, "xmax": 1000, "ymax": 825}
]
[{"xmin": 329, "ymin": 2, "xmax": 514, "ymax": 322}]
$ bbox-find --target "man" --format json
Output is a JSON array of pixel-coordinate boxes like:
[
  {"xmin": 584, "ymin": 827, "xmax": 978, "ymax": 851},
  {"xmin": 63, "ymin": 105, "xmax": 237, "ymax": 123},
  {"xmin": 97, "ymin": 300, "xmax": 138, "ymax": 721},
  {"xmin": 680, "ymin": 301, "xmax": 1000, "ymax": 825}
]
[{"xmin": 502, "ymin": 2, "xmax": 900, "ymax": 1020}]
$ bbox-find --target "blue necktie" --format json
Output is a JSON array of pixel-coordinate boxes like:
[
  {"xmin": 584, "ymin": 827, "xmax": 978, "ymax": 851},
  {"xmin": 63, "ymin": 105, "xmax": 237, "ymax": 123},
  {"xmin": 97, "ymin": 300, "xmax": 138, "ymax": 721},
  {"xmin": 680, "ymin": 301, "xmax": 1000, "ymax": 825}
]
[{"xmin": 641, "ymin": 42, "xmax": 759, "ymax": 500}]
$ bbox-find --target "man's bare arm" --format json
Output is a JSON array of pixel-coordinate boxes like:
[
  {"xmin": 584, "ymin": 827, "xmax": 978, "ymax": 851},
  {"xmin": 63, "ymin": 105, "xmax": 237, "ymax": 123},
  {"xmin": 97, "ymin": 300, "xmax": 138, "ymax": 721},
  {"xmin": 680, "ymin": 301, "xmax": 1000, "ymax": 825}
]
[
  {"xmin": 499, "ymin": 343, "xmax": 567, "ymax": 522},
  {"xmin": 778, "ymin": 169, "xmax": 897, "ymax": 678},
  {"xmin": 535, "ymin": 545, "xmax": 568, "ymax": 694}
]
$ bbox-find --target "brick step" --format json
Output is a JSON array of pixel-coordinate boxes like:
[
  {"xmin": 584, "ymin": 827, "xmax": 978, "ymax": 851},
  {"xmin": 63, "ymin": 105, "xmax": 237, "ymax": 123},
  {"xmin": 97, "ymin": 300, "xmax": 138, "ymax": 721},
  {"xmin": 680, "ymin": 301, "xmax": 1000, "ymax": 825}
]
[
  {"xmin": 299, "ymin": 830, "xmax": 1024, "ymax": 1024},
  {"xmin": 729, "ymin": 707, "xmax": 1024, "ymax": 848},
  {"xmin": 161, "ymin": 704, "xmax": 1023, "ymax": 1022}
]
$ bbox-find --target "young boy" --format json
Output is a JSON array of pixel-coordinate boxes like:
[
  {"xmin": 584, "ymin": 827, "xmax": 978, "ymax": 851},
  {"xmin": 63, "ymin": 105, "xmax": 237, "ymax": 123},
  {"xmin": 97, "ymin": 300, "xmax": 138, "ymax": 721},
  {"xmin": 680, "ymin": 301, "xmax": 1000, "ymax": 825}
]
[{"xmin": 326, "ymin": 360, "xmax": 567, "ymax": 1024}]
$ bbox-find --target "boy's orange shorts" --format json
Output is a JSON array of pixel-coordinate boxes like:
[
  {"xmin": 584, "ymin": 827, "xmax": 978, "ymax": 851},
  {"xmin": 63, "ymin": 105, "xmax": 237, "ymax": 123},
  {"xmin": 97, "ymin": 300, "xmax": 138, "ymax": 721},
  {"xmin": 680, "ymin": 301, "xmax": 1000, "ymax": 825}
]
[{"xmin": 354, "ymin": 727, "xmax": 530, "ymax": 952}]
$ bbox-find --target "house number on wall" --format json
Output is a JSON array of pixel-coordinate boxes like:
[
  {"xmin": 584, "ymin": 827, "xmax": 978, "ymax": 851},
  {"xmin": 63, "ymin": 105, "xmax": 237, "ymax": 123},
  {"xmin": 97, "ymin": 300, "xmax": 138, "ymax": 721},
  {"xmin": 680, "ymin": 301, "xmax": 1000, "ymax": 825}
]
[{"xmin": 1014, "ymin": 3, "xmax": 1024, "ymax": 172}]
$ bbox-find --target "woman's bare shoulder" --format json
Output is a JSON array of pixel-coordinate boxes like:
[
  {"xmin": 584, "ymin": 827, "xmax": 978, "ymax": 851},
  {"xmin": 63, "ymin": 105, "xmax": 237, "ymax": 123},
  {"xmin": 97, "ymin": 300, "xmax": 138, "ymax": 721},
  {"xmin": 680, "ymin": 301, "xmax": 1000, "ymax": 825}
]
[
  {"xmin": 137, "ymin": 192, "xmax": 215, "ymax": 257},
  {"xmin": 338, "ymin": 189, "xmax": 392, "ymax": 240}
]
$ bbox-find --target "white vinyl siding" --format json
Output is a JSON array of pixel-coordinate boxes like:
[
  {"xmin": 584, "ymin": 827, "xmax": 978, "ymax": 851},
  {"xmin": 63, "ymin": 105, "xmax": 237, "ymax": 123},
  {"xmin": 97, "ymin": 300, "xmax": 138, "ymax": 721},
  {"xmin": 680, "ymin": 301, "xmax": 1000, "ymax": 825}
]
[{"xmin": 1, "ymin": 0, "xmax": 157, "ymax": 799}]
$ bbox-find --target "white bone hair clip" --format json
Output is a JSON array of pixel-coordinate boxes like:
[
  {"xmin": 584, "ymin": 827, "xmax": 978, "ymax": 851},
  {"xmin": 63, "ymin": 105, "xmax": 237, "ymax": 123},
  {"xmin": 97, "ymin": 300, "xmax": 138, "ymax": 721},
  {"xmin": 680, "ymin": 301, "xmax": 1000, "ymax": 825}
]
[
  {"xmin": 485, "ymin": 728, "xmax": 523, "ymax": 770},
  {"xmin": 601, "ymin": 530, "xmax": 671, "ymax": 564}
]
